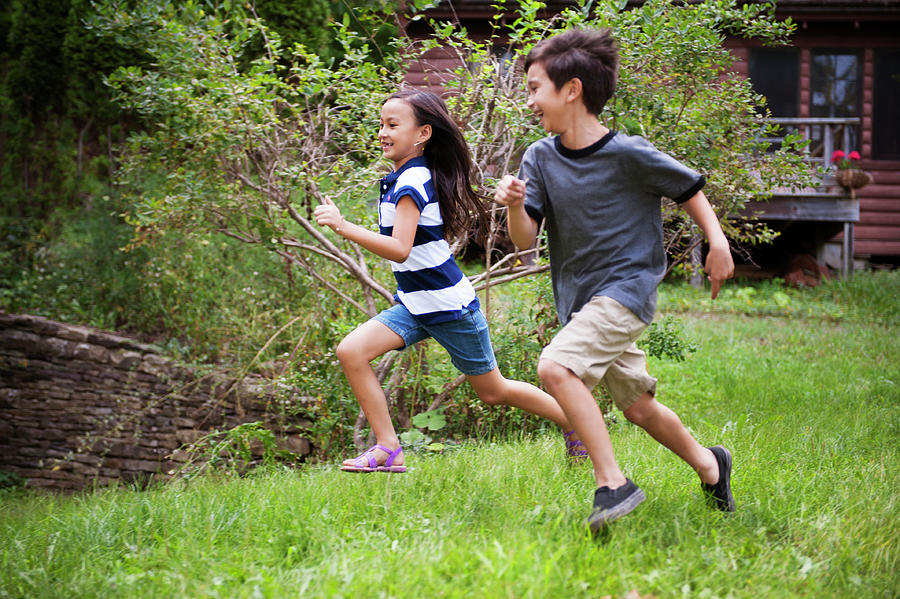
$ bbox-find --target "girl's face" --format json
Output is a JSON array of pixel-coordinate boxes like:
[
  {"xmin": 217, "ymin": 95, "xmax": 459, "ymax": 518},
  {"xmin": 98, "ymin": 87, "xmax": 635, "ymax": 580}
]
[
  {"xmin": 525, "ymin": 62, "xmax": 572, "ymax": 134},
  {"xmin": 379, "ymin": 99, "xmax": 430, "ymax": 170}
]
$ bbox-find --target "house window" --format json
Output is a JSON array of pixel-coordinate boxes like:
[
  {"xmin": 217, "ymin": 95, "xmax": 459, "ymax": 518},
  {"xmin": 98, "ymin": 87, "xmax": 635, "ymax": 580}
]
[
  {"xmin": 749, "ymin": 48, "xmax": 799, "ymax": 117},
  {"xmin": 810, "ymin": 50, "xmax": 861, "ymax": 152},
  {"xmin": 874, "ymin": 49, "xmax": 900, "ymax": 160}
]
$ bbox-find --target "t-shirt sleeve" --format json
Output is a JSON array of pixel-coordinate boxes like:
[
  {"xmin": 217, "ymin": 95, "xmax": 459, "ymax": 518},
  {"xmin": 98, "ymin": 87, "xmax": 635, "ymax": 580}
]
[
  {"xmin": 392, "ymin": 170, "xmax": 430, "ymax": 212},
  {"xmin": 518, "ymin": 144, "xmax": 547, "ymax": 225},
  {"xmin": 629, "ymin": 137, "xmax": 705, "ymax": 204}
]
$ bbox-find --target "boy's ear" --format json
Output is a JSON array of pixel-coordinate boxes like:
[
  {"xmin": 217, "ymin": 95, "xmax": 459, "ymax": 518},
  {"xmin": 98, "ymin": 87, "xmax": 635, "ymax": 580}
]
[{"xmin": 565, "ymin": 77, "xmax": 584, "ymax": 103}]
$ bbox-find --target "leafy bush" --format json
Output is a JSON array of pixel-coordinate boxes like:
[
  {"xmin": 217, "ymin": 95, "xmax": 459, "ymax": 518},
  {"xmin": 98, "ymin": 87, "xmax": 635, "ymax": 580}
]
[
  {"xmin": 174, "ymin": 422, "xmax": 299, "ymax": 479},
  {"xmin": 639, "ymin": 315, "xmax": 699, "ymax": 362}
]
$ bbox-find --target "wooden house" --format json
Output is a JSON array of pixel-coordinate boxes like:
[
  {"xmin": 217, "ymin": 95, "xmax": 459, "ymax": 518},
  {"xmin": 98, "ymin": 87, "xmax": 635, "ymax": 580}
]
[{"xmin": 403, "ymin": 0, "xmax": 900, "ymax": 275}]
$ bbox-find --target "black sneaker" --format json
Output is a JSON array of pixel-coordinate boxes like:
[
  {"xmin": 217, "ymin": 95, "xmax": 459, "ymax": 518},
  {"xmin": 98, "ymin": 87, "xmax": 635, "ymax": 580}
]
[
  {"xmin": 701, "ymin": 445, "xmax": 735, "ymax": 512},
  {"xmin": 587, "ymin": 478, "xmax": 645, "ymax": 531}
]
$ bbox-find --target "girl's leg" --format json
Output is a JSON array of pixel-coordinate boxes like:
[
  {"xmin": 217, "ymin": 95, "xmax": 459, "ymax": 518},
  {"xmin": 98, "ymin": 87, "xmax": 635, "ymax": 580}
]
[
  {"xmin": 335, "ymin": 319, "xmax": 406, "ymax": 466},
  {"xmin": 465, "ymin": 367, "xmax": 572, "ymax": 429}
]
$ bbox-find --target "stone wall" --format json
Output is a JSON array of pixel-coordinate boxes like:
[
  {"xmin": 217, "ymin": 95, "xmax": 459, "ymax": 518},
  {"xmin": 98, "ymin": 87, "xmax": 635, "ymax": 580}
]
[{"xmin": 0, "ymin": 313, "xmax": 313, "ymax": 490}]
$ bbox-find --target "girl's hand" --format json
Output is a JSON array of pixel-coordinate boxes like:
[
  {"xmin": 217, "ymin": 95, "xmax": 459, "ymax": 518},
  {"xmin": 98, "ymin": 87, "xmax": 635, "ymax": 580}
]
[
  {"xmin": 314, "ymin": 198, "xmax": 345, "ymax": 234},
  {"xmin": 494, "ymin": 175, "xmax": 527, "ymax": 207}
]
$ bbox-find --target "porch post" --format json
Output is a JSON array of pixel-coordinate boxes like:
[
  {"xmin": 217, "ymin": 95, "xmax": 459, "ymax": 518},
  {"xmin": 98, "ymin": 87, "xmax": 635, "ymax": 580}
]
[{"xmin": 842, "ymin": 221, "xmax": 854, "ymax": 277}]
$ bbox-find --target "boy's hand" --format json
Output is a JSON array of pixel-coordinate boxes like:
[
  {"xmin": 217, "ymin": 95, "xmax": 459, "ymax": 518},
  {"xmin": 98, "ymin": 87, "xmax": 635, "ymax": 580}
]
[
  {"xmin": 314, "ymin": 197, "xmax": 345, "ymax": 234},
  {"xmin": 704, "ymin": 242, "xmax": 734, "ymax": 299},
  {"xmin": 494, "ymin": 175, "xmax": 527, "ymax": 208}
]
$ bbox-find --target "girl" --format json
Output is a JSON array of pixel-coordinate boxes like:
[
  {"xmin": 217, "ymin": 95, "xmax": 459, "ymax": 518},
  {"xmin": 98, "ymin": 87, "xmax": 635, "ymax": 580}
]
[{"xmin": 314, "ymin": 89, "xmax": 581, "ymax": 472}]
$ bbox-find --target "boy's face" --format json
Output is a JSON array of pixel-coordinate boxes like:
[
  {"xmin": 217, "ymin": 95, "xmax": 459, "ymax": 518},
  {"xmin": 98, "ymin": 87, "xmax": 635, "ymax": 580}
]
[{"xmin": 525, "ymin": 62, "xmax": 572, "ymax": 134}]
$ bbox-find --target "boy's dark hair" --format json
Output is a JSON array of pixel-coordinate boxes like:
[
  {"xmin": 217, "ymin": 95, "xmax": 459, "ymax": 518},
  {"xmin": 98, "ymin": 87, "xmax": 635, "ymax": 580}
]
[
  {"xmin": 524, "ymin": 28, "xmax": 619, "ymax": 116},
  {"xmin": 388, "ymin": 89, "xmax": 487, "ymax": 242}
]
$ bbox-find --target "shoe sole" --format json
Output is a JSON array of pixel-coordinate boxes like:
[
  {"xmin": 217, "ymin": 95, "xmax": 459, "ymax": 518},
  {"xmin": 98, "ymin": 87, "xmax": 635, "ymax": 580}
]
[
  {"xmin": 713, "ymin": 445, "xmax": 735, "ymax": 511},
  {"xmin": 587, "ymin": 487, "xmax": 646, "ymax": 531}
]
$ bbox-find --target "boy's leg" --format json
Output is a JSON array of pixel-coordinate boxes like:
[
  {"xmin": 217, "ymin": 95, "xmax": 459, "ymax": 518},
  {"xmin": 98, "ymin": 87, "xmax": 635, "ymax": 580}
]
[
  {"xmin": 536, "ymin": 297, "xmax": 649, "ymax": 527},
  {"xmin": 536, "ymin": 358, "xmax": 626, "ymax": 488},
  {"xmin": 608, "ymin": 345, "xmax": 735, "ymax": 511},
  {"xmin": 466, "ymin": 367, "xmax": 572, "ymax": 429},
  {"xmin": 336, "ymin": 319, "xmax": 406, "ymax": 466},
  {"xmin": 622, "ymin": 393, "xmax": 719, "ymax": 484}
]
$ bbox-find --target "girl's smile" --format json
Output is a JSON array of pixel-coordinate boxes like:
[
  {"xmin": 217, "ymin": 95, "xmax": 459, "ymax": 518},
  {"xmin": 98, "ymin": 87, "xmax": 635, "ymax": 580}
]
[{"xmin": 378, "ymin": 99, "xmax": 431, "ymax": 170}]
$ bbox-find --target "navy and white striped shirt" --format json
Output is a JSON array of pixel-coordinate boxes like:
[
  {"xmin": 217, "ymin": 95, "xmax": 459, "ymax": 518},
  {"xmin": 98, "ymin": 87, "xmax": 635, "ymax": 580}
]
[{"xmin": 378, "ymin": 156, "xmax": 479, "ymax": 324}]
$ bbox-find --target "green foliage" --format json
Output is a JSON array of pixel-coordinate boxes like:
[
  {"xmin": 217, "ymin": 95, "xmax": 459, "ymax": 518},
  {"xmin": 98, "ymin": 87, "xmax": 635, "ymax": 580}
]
[
  {"xmin": 94, "ymin": 1, "xmax": 403, "ymax": 312},
  {"xmin": 0, "ymin": 0, "xmax": 145, "ymax": 280},
  {"xmin": 253, "ymin": 0, "xmax": 331, "ymax": 55},
  {"xmin": 411, "ymin": 407, "xmax": 447, "ymax": 431},
  {"xmin": 0, "ymin": 197, "xmax": 144, "ymax": 330},
  {"xmin": 639, "ymin": 315, "xmax": 698, "ymax": 362},
  {"xmin": 0, "ymin": 470, "xmax": 26, "ymax": 490},
  {"xmin": 425, "ymin": 0, "xmax": 813, "ymax": 270},
  {"xmin": 4, "ymin": 0, "xmax": 70, "ymax": 115},
  {"xmin": 174, "ymin": 421, "xmax": 298, "ymax": 479},
  {"xmin": 659, "ymin": 270, "xmax": 900, "ymax": 327}
]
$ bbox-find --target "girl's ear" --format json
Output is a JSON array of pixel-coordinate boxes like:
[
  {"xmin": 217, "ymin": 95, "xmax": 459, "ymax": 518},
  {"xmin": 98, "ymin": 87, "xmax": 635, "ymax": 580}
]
[{"xmin": 418, "ymin": 123, "xmax": 432, "ymax": 145}]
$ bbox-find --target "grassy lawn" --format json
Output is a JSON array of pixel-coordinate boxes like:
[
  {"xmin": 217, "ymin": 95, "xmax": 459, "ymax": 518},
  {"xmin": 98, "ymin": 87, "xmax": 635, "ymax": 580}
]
[{"xmin": 1, "ymin": 278, "xmax": 898, "ymax": 598}]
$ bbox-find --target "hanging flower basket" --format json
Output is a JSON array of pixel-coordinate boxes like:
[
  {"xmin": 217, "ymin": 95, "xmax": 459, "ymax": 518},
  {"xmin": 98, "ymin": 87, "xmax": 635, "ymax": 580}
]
[
  {"xmin": 834, "ymin": 168, "xmax": 873, "ymax": 190},
  {"xmin": 830, "ymin": 150, "xmax": 872, "ymax": 191}
]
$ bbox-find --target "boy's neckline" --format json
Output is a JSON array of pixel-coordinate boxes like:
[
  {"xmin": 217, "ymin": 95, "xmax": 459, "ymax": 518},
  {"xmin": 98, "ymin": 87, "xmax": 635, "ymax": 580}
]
[{"xmin": 554, "ymin": 130, "xmax": 617, "ymax": 159}]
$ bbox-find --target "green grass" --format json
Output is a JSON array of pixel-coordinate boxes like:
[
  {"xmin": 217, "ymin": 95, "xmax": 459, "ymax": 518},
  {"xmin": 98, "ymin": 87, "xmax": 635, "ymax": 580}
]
[{"xmin": 2, "ymin": 279, "xmax": 899, "ymax": 598}]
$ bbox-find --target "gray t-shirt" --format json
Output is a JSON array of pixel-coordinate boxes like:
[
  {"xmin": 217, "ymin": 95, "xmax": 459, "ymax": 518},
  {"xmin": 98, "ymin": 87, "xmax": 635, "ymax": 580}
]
[{"xmin": 519, "ymin": 131, "xmax": 704, "ymax": 325}]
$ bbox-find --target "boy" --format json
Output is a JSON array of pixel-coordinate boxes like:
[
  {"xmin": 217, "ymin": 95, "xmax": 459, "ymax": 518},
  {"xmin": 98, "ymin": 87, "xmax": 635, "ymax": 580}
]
[{"xmin": 494, "ymin": 28, "xmax": 736, "ymax": 530}]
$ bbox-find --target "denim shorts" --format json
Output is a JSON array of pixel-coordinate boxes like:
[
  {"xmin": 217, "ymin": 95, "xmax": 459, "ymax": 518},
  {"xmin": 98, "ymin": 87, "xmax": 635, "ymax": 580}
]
[{"xmin": 373, "ymin": 303, "xmax": 497, "ymax": 376}]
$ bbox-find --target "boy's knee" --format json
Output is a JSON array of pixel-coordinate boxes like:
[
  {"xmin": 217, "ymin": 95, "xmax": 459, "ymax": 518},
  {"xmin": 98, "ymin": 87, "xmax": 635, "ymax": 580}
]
[
  {"xmin": 623, "ymin": 394, "xmax": 657, "ymax": 426},
  {"xmin": 537, "ymin": 358, "xmax": 568, "ymax": 387}
]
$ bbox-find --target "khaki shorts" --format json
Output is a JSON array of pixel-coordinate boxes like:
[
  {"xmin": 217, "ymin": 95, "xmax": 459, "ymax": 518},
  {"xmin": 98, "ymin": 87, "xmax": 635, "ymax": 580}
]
[{"xmin": 540, "ymin": 296, "xmax": 656, "ymax": 411}]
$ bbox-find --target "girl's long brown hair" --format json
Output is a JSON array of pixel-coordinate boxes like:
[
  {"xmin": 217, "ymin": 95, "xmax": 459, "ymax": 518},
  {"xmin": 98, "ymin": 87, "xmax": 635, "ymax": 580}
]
[{"xmin": 388, "ymin": 89, "xmax": 487, "ymax": 242}]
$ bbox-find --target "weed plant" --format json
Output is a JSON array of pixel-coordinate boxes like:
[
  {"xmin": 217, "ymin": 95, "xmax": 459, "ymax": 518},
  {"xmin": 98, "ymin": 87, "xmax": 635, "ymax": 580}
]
[{"xmin": 2, "ymin": 273, "xmax": 898, "ymax": 598}]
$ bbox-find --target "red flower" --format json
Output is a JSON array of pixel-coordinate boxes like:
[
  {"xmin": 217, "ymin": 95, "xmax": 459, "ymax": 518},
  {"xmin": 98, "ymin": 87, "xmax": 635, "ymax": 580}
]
[
  {"xmin": 831, "ymin": 150, "xmax": 846, "ymax": 164},
  {"xmin": 848, "ymin": 151, "xmax": 861, "ymax": 161}
]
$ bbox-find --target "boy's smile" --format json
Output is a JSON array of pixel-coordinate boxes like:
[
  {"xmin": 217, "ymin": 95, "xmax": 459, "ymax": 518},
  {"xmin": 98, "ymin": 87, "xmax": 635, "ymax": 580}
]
[
  {"xmin": 525, "ymin": 62, "xmax": 570, "ymax": 134},
  {"xmin": 525, "ymin": 61, "xmax": 610, "ymax": 149}
]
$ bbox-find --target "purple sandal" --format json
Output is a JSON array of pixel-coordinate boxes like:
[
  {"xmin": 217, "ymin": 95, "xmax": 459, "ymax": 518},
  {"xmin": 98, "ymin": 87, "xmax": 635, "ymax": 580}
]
[
  {"xmin": 564, "ymin": 430, "xmax": 588, "ymax": 462},
  {"xmin": 340, "ymin": 444, "xmax": 407, "ymax": 473}
]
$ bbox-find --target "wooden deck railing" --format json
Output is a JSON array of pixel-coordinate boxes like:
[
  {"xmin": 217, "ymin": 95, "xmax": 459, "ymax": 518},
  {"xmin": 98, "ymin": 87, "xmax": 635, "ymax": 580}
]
[
  {"xmin": 752, "ymin": 117, "xmax": 862, "ymax": 276},
  {"xmin": 763, "ymin": 116, "xmax": 861, "ymax": 174}
]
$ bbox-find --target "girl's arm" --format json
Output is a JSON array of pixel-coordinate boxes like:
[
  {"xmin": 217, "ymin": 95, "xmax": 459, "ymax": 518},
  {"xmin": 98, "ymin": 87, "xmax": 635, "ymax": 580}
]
[
  {"xmin": 315, "ymin": 195, "xmax": 419, "ymax": 263},
  {"xmin": 681, "ymin": 190, "xmax": 734, "ymax": 299}
]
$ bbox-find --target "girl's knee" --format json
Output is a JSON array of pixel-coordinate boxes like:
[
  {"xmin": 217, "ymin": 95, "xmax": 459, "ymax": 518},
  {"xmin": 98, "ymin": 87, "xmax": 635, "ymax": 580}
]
[
  {"xmin": 477, "ymin": 388, "xmax": 505, "ymax": 406},
  {"xmin": 335, "ymin": 338, "xmax": 361, "ymax": 365},
  {"xmin": 469, "ymin": 374, "xmax": 507, "ymax": 406}
]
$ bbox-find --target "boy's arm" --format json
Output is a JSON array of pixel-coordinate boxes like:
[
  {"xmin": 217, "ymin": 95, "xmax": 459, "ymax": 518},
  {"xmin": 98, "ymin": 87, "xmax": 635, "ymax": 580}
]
[
  {"xmin": 494, "ymin": 175, "xmax": 539, "ymax": 250},
  {"xmin": 681, "ymin": 190, "xmax": 734, "ymax": 299}
]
